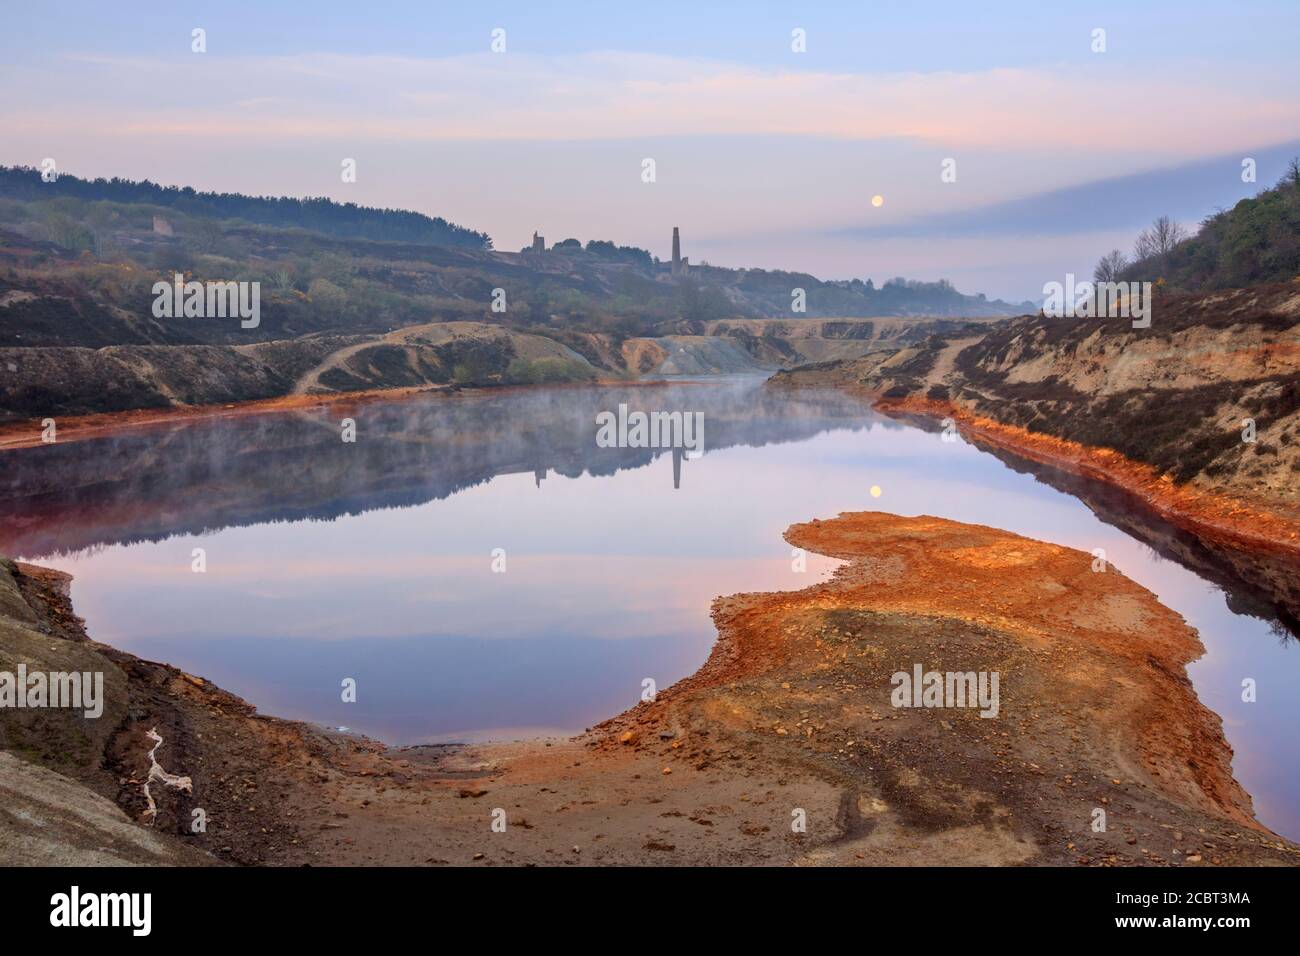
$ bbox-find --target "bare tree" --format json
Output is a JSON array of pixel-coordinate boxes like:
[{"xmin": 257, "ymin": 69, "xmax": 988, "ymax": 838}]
[
  {"xmin": 1133, "ymin": 215, "xmax": 1187, "ymax": 264},
  {"xmin": 1093, "ymin": 249, "xmax": 1129, "ymax": 283},
  {"xmin": 1155, "ymin": 215, "xmax": 1188, "ymax": 254},
  {"xmin": 1133, "ymin": 230, "xmax": 1156, "ymax": 262},
  {"xmin": 1288, "ymin": 156, "xmax": 1300, "ymax": 190}
]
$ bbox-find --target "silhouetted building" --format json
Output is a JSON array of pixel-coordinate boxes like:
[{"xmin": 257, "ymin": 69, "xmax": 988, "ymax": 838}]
[
  {"xmin": 671, "ymin": 226, "xmax": 689, "ymax": 277},
  {"xmin": 531, "ymin": 231, "xmax": 545, "ymax": 253}
]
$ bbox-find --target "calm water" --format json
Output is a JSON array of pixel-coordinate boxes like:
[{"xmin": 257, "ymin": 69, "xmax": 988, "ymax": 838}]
[{"xmin": 3, "ymin": 378, "xmax": 1297, "ymax": 838}]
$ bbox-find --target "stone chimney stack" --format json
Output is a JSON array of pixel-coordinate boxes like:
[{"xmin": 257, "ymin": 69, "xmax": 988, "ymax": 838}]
[{"xmin": 671, "ymin": 226, "xmax": 681, "ymax": 275}]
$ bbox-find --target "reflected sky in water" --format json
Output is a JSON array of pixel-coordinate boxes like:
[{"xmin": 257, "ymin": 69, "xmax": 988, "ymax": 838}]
[{"xmin": 7, "ymin": 377, "xmax": 1298, "ymax": 839}]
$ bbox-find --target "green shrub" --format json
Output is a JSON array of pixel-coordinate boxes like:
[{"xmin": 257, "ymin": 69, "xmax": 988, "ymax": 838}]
[{"xmin": 505, "ymin": 357, "xmax": 598, "ymax": 385}]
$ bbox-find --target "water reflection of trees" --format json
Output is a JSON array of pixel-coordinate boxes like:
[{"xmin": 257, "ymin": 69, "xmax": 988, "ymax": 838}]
[{"xmin": 1, "ymin": 381, "xmax": 887, "ymax": 558}]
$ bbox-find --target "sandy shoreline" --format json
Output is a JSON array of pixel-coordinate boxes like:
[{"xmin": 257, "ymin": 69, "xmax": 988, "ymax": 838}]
[
  {"xmin": 874, "ymin": 394, "xmax": 1300, "ymax": 561},
  {"xmin": 3, "ymin": 511, "xmax": 1297, "ymax": 866},
  {"xmin": 0, "ymin": 377, "xmax": 742, "ymax": 453}
]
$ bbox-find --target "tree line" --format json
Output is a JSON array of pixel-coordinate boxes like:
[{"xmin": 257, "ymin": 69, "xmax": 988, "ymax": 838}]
[
  {"xmin": 0, "ymin": 166, "xmax": 491, "ymax": 249},
  {"xmin": 1094, "ymin": 158, "xmax": 1300, "ymax": 291}
]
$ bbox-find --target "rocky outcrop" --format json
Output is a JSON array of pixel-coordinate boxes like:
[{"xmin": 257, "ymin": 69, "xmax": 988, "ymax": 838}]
[
  {"xmin": 0, "ymin": 558, "xmax": 329, "ymax": 866},
  {"xmin": 0, "ymin": 323, "xmax": 602, "ymax": 421},
  {"xmin": 774, "ymin": 284, "xmax": 1300, "ymax": 509},
  {"xmin": 0, "ymin": 751, "xmax": 214, "ymax": 866}
]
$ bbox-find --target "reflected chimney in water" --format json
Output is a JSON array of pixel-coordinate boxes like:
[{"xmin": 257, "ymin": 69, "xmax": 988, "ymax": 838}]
[
  {"xmin": 535, "ymin": 467, "xmax": 546, "ymax": 488},
  {"xmin": 672, "ymin": 446, "xmax": 682, "ymax": 490}
]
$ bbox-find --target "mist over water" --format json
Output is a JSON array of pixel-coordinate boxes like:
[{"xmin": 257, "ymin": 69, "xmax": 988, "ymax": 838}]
[{"xmin": 5, "ymin": 377, "xmax": 1298, "ymax": 839}]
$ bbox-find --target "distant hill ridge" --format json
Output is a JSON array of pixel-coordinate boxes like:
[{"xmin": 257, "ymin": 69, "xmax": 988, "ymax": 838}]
[{"xmin": 0, "ymin": 166, "xmax": 492, "ymax": 249}]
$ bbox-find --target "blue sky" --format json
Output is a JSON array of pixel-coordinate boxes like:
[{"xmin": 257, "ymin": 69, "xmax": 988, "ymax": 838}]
[
  {"xmin": 7, "ymin": 1, "xmax": 1297, "ymax": 71},
  {"xmin": 3, "ymin": 1, "xmax": 1299, "ymax": 299}
]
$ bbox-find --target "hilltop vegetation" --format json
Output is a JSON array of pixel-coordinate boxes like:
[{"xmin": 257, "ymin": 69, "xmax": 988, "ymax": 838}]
[
  {"xmin": 0, "ymin": 166, "xmax": 491, "ymax": 248},
  {"xmin": 1095, "ymin": 162, "xmax": 1300, "ymax": 293}
]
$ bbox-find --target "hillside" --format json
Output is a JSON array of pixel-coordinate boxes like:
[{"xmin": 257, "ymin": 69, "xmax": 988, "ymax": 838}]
[
  {"xmin": 0, "ymin": 166, "xmax": 491, "ymax": 248},
  {"xmin": 1115, "ymin": 164, "xmax": 1300, "ymax": 292},
  {"xmin": 0, "ymin": 170, "xmax": 1025, "ymax": 419},
  {"xmin": 775, "ymin": 284, "xmax": 1300, "ymax": 506},
  {"xmin": 770, "ymin": 283, "xmax": 1300, "ymax": 622},
  {"xmin": 0, "ymin": 190, "xmax": 1026, "ymax": 340}
]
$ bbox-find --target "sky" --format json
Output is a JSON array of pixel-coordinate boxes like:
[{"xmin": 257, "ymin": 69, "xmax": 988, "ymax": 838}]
[{"xmin": 2, "ymin": 1, "xmax": 1299, "ymax": 301}]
